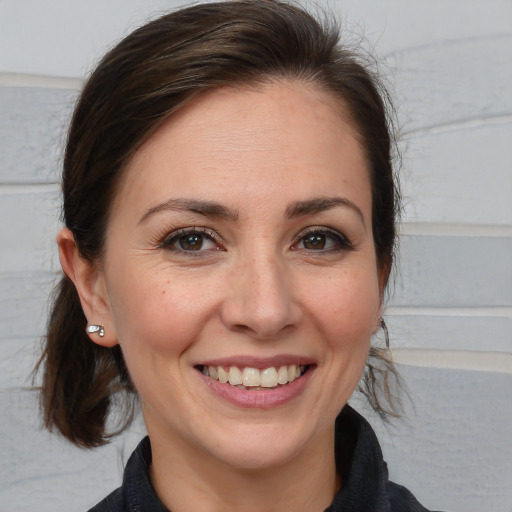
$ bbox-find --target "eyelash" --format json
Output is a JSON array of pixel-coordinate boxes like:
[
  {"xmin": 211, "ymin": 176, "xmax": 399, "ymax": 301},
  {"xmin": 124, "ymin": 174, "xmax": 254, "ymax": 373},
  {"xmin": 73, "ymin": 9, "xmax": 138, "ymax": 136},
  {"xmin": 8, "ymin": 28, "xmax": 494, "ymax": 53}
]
[
  {"xmin": 292, "ymin": 227, "xmax": 353, "ymax": 254},
  {"xmin": 159, "ymin": 227, "xmax": 223, "ymax": 255},
  {"xmin": 158, "ymin": 226, "xmax": 353, "ymax": 255}
]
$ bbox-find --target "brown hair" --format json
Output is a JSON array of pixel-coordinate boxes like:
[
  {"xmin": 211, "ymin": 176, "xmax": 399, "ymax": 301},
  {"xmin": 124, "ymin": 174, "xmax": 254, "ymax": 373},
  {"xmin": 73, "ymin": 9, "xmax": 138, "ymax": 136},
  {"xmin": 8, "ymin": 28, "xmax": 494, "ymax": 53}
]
[{"xmin": 37, "ymin": 0, "xmax": 402, "ymax": 447}]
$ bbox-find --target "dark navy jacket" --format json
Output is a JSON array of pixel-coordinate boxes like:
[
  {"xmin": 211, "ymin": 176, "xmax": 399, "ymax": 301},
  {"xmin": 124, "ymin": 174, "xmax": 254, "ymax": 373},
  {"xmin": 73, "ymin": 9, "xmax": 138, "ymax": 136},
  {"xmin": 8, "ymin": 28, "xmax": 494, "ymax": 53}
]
[{"xmin": 89, "ymin": 406, "xmax": 434, "ymax": 511}]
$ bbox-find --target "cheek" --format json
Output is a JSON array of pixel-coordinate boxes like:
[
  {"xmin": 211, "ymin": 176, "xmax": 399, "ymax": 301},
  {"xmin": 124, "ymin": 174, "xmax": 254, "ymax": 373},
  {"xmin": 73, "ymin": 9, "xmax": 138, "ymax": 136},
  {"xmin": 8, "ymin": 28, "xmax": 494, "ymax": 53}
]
[
  {"xmin": 107, "ymin": 276, "xmax": 213, "ymax": 406},
  {"xmin": 107, "ymin": 269, "xmax": 213, "ymax": 358},
  {"xmin": 310, "ymin": 268, "xmax": 380, "ymax": 349}
]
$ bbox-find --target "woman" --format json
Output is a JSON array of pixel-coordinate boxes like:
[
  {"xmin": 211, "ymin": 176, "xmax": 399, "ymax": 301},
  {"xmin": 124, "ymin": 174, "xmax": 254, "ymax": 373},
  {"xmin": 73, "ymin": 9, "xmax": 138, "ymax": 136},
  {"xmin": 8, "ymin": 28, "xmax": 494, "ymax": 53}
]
[{"xmin": 38, "ymin": 1, "xmax": 436, "ymax": 510}]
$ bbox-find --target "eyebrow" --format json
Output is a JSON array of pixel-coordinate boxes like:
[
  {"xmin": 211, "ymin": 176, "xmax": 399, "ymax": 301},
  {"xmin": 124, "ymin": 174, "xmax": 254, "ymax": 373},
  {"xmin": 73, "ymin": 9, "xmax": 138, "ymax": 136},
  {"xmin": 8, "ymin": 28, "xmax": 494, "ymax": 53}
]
[
  {"xmin": 139, "ymin": 195, "xmax": 365, "ymax": 226},
  {"xmin": 138, "ymin": 198, "xmax": 239, "ymax": 224},
  {"xmin": 286, "ymin": 196, "xmax": 365, "ymax": 226}
]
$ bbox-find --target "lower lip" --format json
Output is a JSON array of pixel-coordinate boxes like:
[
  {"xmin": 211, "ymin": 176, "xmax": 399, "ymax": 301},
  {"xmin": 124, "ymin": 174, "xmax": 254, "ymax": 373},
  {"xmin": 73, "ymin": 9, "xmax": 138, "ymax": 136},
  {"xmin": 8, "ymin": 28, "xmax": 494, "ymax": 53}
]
[{"xmin": 198, "ymin": 367, "xmax": 314, "ymax": 409}]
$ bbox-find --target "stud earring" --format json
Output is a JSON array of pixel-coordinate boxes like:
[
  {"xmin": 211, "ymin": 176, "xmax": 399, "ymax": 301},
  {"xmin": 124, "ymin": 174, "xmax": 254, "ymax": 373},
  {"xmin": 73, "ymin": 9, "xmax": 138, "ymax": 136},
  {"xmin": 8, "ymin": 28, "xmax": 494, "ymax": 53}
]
[{"xmin": 86, "ymin": 324, "xmax": 105, "ymax": 337}]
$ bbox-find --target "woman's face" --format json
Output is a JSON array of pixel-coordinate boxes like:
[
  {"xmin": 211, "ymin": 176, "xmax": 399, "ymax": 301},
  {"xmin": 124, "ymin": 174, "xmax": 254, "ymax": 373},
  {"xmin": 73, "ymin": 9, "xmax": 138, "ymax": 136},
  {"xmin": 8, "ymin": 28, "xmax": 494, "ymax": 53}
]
[{"xmin": 98, "ymin": 82, "xmax": 383, "ymax": 470}]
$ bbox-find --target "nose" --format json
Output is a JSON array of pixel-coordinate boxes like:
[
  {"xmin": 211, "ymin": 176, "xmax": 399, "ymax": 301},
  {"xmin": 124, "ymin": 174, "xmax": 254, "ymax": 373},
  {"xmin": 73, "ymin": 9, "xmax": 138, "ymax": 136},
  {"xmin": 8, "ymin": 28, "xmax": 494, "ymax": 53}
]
[{"xmin": 220, "ymin": 252, "xmax": 302, "ymax": 339}]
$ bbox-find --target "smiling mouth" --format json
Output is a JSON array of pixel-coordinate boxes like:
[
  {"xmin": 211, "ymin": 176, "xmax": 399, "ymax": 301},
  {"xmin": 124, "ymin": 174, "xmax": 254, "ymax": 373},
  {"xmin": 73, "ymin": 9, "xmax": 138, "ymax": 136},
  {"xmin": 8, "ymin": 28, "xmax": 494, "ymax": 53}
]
[{"xmin": 196, "ymin": 364, "xmax": 310, "ymax": 390}]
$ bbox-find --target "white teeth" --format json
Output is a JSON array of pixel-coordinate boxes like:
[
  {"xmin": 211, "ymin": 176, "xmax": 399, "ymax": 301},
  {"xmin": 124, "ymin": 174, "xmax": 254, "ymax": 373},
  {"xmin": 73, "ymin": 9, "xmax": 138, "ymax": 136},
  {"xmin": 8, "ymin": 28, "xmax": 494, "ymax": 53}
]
[
  {"xmin": 260, "ymin": 367, "xmax": 278, "ymax": 387},
  {"xmin": 243, "ymin": 367, "xmax": 260, "ymax": 387},
  {"xmin": 228, "ymin": 366, "xmax": 243, "ymax": 385},
  {"xmin": 208, "ymin": 366, "xmax": 218, "ymax": 380},
  {"xmin": 202, "ymin": 364, "xmax": 307, "ymax": 388},
  {"xmin": 218, "ymin": 366, "xmax": 229, "ymax": 383},
  {"xmin": 277, "ymin": 366, "xmax": 288, "ymax": 384}
]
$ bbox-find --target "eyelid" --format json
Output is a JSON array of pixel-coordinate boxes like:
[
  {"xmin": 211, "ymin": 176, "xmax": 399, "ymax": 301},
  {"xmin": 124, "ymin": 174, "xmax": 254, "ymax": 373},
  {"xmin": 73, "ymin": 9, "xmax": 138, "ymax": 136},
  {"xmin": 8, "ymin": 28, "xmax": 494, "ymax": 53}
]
[
  {"xmin": 159, "ymin": 226, "xmax": 225, "ymax": 252},
  {"xmin": 292, "ymin": 226, "xmax": 354, "ymax": 251},
  {"xmin": 155, "ymin": 225, "xmax": 352, "ymax": 254}
]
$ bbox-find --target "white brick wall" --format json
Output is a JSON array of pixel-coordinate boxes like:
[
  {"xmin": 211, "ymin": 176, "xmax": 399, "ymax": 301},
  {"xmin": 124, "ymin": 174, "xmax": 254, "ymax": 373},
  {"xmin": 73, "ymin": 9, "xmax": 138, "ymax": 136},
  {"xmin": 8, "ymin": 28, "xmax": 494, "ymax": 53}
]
[{"xmin": 1, "ymin": 1, "xmax": 511, "ymax": 511}]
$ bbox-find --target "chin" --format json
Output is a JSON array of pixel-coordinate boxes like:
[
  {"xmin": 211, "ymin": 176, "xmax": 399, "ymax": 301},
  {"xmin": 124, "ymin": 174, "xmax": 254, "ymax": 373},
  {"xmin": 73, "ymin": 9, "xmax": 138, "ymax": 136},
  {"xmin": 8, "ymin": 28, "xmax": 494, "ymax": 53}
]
[
  {"xmin": 216, "ymin": 441, "xmax": 303, "ymax": 471},
  {"xmin": 199, "ymin": 420, "xmax": 321, "ymax": 471}
]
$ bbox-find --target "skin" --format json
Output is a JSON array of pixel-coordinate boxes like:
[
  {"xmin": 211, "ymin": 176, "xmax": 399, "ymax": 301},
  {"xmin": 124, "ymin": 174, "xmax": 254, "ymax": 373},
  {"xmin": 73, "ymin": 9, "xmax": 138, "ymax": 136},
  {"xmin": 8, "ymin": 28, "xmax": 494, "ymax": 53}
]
[{"xmin": 59, "ymin": 81, "xmax": 385, "ymax": 512}]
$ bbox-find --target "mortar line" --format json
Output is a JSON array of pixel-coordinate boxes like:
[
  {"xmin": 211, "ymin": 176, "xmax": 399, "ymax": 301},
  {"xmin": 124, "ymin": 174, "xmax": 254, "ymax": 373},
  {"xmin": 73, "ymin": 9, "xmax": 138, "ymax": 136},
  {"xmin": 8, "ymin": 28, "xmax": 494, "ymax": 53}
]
[
  {"xmin": 0, "ymin": 72, "xmax": 82, "ymax": 89},
  {"xmin": 390, "ymin": 348, "xmax": 512, "ymax": 375},
  {"xmin": 385, "ymin": 306, "xmax": 512, "ymax": 318}
]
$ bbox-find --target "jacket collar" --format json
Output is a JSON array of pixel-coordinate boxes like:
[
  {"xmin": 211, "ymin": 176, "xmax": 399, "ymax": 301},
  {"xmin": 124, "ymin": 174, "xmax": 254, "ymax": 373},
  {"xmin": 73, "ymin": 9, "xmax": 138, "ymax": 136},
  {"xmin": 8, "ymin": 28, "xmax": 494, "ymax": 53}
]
[
  {"xmin": 326, "ymin": 405, "xmax": 391, "ymax": 511},
  {"xmin": 121, "ymin": 405, "xmax": 390, "ymax": 512}
]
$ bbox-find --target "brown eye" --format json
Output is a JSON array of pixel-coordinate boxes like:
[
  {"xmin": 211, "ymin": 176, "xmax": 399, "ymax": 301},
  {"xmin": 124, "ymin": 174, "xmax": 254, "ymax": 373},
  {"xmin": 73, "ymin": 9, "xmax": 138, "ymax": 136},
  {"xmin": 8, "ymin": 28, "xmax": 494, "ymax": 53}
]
[
  {"xmin": 294, "ymin": 228, "xmax": 352, "ymax": 253},
  {"xmin": 179, "ymin": 233, "xmax": 205, "ymax": 251},
  {"xmin": 162, "ymin": 228, "xmax": 219, "ymax": 253},
  {"xmin": 302, "ymin": 233, "xmax": 327, "ymax": 250}
]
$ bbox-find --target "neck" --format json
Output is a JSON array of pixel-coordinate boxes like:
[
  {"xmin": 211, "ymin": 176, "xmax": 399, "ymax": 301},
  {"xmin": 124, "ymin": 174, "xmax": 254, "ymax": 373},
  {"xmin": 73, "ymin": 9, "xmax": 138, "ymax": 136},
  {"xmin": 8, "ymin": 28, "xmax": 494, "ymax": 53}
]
[{"xmin": 148, "ymin": 425, "xmax": 339, "ymax": 512}]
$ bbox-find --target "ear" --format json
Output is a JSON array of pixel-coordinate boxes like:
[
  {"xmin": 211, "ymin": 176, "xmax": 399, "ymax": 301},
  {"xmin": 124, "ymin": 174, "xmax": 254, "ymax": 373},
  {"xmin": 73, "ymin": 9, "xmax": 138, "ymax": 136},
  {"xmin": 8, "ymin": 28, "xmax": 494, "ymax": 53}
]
[
  {"xmin": 57, "ymin": 228, "xmax": 118, "ymax": 347},
  {"xmin": 373, "ymin": 261, "xmax": 391, "ymax": 334}
]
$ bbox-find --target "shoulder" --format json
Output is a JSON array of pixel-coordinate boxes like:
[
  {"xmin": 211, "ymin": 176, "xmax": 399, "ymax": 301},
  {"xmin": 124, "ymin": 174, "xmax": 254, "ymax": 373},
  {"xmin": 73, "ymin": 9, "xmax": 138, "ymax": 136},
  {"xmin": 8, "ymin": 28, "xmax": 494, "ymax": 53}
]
[
  {"xmin": 331, "ymin": 406, "xmax": 440, "ymax": 512},
  {"xmin": 387, "ymin": 481, "xmax": 433, "ymax": 512},
  {"xmin": 87, "ymin": 488, "xmax": 124, "ymax": 512}
]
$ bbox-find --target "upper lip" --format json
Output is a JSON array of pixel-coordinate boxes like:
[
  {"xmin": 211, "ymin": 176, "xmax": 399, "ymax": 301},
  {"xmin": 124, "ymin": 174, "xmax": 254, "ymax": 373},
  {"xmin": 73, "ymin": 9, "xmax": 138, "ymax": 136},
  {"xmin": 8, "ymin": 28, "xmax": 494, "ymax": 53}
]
[{"xmin": 195, "ymin": 354, "xmax": 315, "ymax": 369}]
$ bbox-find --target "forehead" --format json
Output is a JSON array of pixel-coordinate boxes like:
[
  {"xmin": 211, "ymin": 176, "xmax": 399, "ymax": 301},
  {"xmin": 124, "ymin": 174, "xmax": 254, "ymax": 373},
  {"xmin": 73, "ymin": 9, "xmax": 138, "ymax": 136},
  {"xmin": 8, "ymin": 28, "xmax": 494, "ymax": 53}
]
[{"xmin": 112, "ymin": 81, "xmax": 371, "ymax": 219}]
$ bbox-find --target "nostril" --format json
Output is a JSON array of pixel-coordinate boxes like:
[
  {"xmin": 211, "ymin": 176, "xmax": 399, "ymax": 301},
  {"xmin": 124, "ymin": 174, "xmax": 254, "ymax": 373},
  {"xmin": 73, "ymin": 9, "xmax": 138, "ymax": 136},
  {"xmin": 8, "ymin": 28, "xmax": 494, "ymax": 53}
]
[
  {"xmin": 230, "ymin": 321, "xmax": 297, "ymax": 340},
  {"xmin": 219, "ymin": 269, "xmax": 302, "ymax": 339}
]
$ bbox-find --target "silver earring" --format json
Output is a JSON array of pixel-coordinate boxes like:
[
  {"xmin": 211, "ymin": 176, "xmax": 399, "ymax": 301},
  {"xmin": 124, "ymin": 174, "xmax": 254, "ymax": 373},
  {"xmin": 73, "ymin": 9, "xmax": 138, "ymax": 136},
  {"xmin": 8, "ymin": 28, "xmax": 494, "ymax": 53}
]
[{"xmin": 87, "ymin": 324, "xmax": 105, "ymax": 337}]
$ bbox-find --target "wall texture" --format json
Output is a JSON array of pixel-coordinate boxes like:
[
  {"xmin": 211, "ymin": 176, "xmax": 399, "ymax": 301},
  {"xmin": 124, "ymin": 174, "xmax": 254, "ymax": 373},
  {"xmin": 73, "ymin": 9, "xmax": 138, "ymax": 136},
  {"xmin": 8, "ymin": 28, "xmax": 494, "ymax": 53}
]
[{"xmin": 1, "ymin": 1, "xmax": 511, "ymax": 511}]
